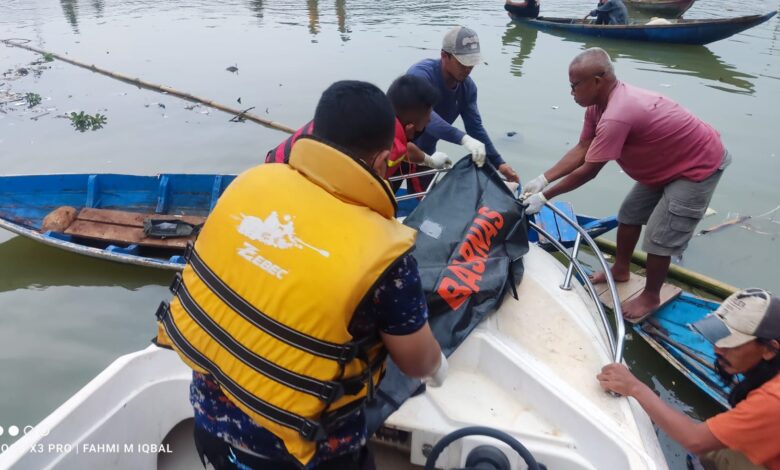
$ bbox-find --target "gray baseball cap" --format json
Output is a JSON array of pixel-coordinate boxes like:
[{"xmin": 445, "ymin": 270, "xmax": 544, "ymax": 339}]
[
  {"xmin": 693, "ymin": 288, "xmax": 780, "ymax": 348},
  {"xmin": 442, "ymin": 26, "xmax": 482, "ymax": 67}
]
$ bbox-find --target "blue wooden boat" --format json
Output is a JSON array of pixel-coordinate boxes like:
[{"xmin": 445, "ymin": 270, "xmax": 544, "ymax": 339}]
[
  {"xmin": 0, "ymin": 174, "xmax": 235, "ymax": 270},
  {"xmin": 510, "ymin": 11, "xmax": 777, "ymax": 45},
  {"xmin": 0, "ymin": 173, "xmax": 619, "ymax": 270},
  {"xmin": 634, "ymin": 294, "xmax": 731, "ymax": 409}
]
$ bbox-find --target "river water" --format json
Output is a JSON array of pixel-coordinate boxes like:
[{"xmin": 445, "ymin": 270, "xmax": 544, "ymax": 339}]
[{"xmin": 0, "ymin": 0, "xmax": 778, "ymax": 467}]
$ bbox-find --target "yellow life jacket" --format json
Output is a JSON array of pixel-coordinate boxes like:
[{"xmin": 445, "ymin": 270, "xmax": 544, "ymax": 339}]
[{"xmin": 156, "ymin": 137, "xmax": 416, "ymax": 466}]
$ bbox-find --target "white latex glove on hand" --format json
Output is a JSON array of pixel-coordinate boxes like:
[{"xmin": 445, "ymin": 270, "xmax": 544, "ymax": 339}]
[
  {"xmin": 423, "ymin": 151, "xmax": 453, "ymax": 169},
  {"xmin": 523, "ymin": 192, "xmax": 547, "ymax": 215},
  {"xmin": 423, "ymin": 351, "xmax": 448, "ymax": 388},
  {"xmin": 521, "ymin": 174, "xmax": 548, "ymax": 198},
  {"xmin": 460, "ymin": 135, "xmax": 486, "ymax": 167}
]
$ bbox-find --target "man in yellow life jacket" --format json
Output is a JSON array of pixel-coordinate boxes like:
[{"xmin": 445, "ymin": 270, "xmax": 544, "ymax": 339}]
[{"xmin": 155, "ymin": 80, "xmax": 446, "ymax": 470}]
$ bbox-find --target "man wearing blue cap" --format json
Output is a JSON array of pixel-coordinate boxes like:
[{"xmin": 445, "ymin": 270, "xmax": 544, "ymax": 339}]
[{"xmin": 407, "ymin": 26, "xmax": 520, "ymax": 183}]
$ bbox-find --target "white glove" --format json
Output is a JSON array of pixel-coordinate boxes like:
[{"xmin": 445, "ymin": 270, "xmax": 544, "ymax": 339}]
[
  {"xmin": 522, "ymin": 174, "xmax": 548, "ymax": 198},
  {"xmin": 460, "ymin": 135, "xmax": 486, "ymax": 167},
  {"xmin": 423, "ymin": 351, "xmax": 448, "ymax": 388},
  {"xmin": 523, "ymin": 192, "xmax": 547, "ymax": 215},
  {"xmin": 423, "ymin": 151, "xmax": 453, "ymax": 169}
]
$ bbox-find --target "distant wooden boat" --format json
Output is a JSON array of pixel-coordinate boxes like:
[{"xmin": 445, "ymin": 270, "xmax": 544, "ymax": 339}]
[
  {"xmin": 509, "ymin": 11, "xmax": 777, "ymax": 45},
  {"xmin": 624, "ymin": 0, "xmax": 696, "ymax": 18}
]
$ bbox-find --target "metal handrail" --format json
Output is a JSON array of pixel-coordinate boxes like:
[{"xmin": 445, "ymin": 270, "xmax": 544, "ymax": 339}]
[
  {"xmin": 387, "ymin": 167, "xmax": 449, "ymax": 182},
  {"xmin": 529, "ymin": 221, "xmax": 617, "ymax": 359},
  {"xmin": 534, "ymin": 202, "xmax": 625, "ymax": 364},
  {"xmin": 390, "ymin": 168, "xmax": 450, "ymax": 202}
]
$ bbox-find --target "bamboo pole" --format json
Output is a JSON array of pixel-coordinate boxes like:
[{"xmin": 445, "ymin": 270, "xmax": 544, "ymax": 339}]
[
  {"xmin": 594, "ymin": 237, "xmax": 739, "ymax": 299},
  {"xmin": 1, "ymin": 39, "xmax": 296, "ymax": 135}
]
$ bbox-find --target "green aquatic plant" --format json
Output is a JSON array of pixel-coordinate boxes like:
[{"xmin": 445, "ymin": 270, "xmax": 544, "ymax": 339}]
[
  {"xmin": 25, "ymin": 92, "xmax": 42, "ymax": 108},
  {"xmin": 68, "ymin": 111, "xmax": 107, "ymax": 132}
]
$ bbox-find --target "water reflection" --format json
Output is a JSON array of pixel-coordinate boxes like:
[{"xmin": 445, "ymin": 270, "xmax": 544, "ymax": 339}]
[
  {"xmin": 336, "ymin": 0, "xmax": 350, "ymax": 42},
  {"xmin": 247, "ymin": 0, "xmax": 264, "ymax": 20},
  {"xmin": 60, "ymin": 0, "xmax": 80, "ymax": 34},
  {"xmin": 505, "ymin": 20, "xmax": 756, "ymax": 94},
  {"xmin": 502, "ymin": 23, "xmax": 539, "ymax": 77},
  {"xmin": 92, "ymin": 0, "xmax": 104, "ymax": 19},
  {"xmin": 0, "ymin": 236, "xmax": 171, "ymax": 293},
  {"xmin": 584, "ymin": 40, "xmax": 757, "ymax": 94},
  {"xmin": 59, "ymin": 0, "xmax": 108, "ymax": 33},
  {"xmin": 307, "ymin": 0, "xmax": 320, "ymax": 37}
]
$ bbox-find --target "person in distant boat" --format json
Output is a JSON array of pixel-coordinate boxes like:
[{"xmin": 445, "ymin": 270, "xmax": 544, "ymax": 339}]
[
  {"xmin": 598, "ymin": 288, "xmax": 780, "ymax": 469},
  {"xmin": 522, "ymin": 48, "xmax": 729, "ymax": 321},
  {"xmin": 157, "ymin": 80, "xmax": 446, "ymax": 470},
  {"xmin": 266, "ymin": 74, "xmax": 451, "ymax": 194},
  {"xmin": 408, "ymin": 26, "xmax": 521, "ymax": 183},
  {"xmin": 504, "ymin": 0, "xmax": 540, "ymax": 19},
  {"xmin": 584, "ymin": 0, "xmax": 628, "ymax": 25}
]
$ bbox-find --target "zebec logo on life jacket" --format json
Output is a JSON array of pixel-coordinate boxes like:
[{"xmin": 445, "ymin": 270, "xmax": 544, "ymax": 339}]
[{"xmin": 436, "ymin": 206, "xmax": 504, "ymax": 310}]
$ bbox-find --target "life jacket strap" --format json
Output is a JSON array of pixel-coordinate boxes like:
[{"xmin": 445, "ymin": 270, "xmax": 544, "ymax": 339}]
[
  {"xmin": 160, "ymin": 310, "xmax": 329, "ymax": 442},
  {"xmin": 183, "ymin": 241, "xmax": 194, "ymax": 263},
  {"xmin": 189, "ymin": 249, "xmax": 361, "ymax": 363}
]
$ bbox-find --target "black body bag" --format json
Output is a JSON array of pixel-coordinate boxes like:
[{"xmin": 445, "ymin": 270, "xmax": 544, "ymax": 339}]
[{"xmin": 366, "ymin": 157, "xmax": 529, "ymax": 435}]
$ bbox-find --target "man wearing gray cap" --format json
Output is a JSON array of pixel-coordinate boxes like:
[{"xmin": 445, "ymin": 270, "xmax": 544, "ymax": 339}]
[
  {"xmin": 408, "ymin": 26, "xmax": 520, "ymax": 183},
  {"xmin": 598, "ymin": 288, "xmax": 780, "ymax": 469}
]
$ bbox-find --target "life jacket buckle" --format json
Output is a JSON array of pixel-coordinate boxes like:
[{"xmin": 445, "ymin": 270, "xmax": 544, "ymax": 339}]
[
  {"xmin": 155, "ymin": 301, "xmax": 170, "ymax": 321},
  {"xmin": 183, "ymin": 242, "xmax": 194, "ymax": 263},
  {"xmin": 337, "ymin": 342, "xmax": 359, "ymax": 366},
  {"xmin": 299, "ymin": 420, "xmax": 326, "ymax": 442},
  {"xmin": 320, "ymin": 382, "xmax": 345, "ymax": 404},
  {"xmin": 169, "ymin": 273, "xmax": 183, "ymax": 295}
]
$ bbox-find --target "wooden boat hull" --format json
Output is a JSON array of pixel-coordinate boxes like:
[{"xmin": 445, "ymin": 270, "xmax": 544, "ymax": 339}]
[
  {"xmin": 510, "ymin": 11, "xmax": 777, "ymax": 45},
  {"xmin": 624, "ymin": 0, "xmax": 696, "ymax": 18}
]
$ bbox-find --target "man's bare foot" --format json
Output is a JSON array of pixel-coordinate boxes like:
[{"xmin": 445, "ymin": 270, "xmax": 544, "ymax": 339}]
[
  {"xmin": 622, "ymin": 290, "xmax": 661, "ymax": 322},
  {"xmin": 588, "ymin": 266, "xmax": 630, "ymax": 284}
]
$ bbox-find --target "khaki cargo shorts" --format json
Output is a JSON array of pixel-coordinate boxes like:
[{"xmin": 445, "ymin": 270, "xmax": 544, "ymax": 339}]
[{"xmin": 617, "ymin": 150, "xmax": 730, "ymax": 257}]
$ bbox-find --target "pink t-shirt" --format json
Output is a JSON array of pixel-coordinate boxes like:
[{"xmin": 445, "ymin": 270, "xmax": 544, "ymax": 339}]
[{"xmin": 581, "ymin": 82, "xmax": 724, "ymax": 186}]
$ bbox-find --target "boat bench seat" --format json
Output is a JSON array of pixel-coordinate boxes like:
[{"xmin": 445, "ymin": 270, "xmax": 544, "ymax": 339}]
[{"xmin": 42, "ymin": 206, "xmax": 204, "ymax": 249}]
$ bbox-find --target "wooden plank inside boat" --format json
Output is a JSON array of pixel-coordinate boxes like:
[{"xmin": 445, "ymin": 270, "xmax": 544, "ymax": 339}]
[
  {"xmin": 62, "ymin": 208, "xmax": 205, "ymax": 249},
  {"xmin": 595, "ymin": 271, "xmax": 682, "ymax": 323}
]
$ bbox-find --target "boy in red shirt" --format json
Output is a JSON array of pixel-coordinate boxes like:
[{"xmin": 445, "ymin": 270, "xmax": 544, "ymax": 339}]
[{"xmin": 266, "ymin": 75, "xmax": 450, "ymax": 195}]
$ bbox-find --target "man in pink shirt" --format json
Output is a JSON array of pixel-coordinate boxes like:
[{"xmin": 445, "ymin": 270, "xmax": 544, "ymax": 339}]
[{"xmin": 524, "ymin": 48, "xmax": 730, "ymax": 321}]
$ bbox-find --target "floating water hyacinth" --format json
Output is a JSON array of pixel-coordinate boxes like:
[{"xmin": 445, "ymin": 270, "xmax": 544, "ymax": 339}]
[{"xmin": 68, "ymin": 111, "xmax": 107, "ymax": 132}]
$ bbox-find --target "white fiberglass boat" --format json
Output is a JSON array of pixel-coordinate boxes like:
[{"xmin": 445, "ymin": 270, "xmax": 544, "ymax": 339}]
[
  {"xmin": 0, "ymin": 166, "xmax": 668, "ymax": 469},
  {"xmin": 0, "ymin": 239, "xmax": 667, "ymax": 469}
]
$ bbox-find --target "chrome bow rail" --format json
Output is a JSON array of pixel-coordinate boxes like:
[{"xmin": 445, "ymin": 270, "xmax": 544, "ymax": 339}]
[
  {"xmin": 388, "ymin": 168, "xmax": 450, "ymax": 201},
  {"xmin": 528, "ymin": 203, "xmax": 625, "ymax": 364}
]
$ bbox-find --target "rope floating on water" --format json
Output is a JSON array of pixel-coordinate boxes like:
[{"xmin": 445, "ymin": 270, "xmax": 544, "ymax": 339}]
[{"xmin": 1, "ymin": 39, "xmax": 296, "ymax": 135}]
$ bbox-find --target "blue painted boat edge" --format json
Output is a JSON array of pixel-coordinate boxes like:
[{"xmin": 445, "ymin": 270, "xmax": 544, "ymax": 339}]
[
  {"xmin": 0, "ymin": 218, "xmax": 184, "ymax": 271},
  {"xmin": 634, "ymin": 327, "xmax": 730, "ymax": 409}
]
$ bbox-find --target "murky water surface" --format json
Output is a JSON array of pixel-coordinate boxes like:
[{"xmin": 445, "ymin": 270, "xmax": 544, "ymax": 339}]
[{"xmin": 1, "ymin": 0, "xmax": 778, "ymax": 467}]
